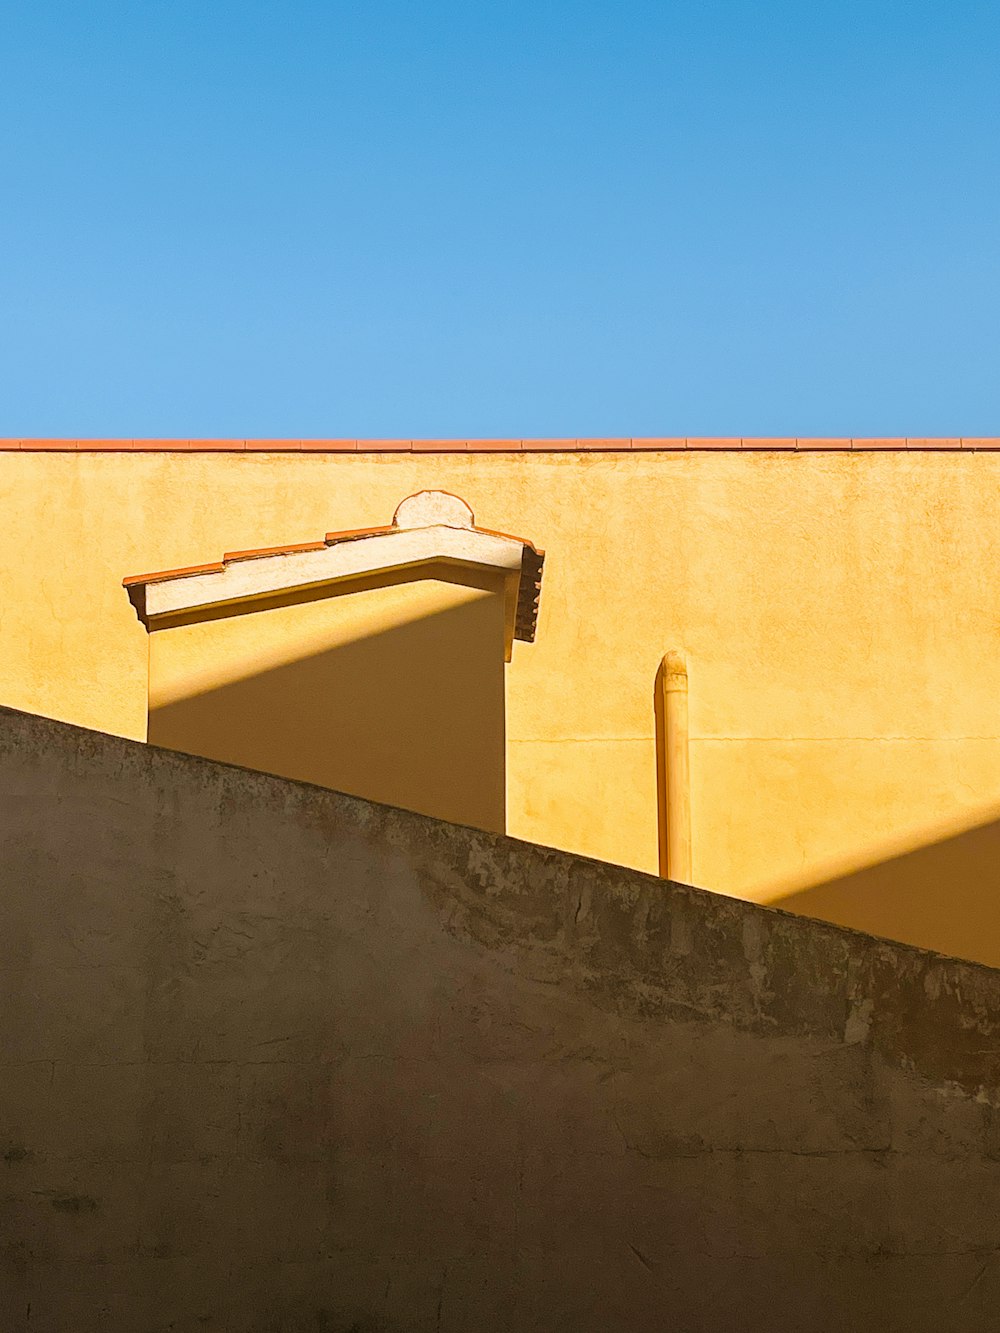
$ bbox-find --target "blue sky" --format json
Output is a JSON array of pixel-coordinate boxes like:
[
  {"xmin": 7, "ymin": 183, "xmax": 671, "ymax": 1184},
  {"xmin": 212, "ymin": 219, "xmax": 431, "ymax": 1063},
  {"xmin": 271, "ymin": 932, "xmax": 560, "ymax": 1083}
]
[{"xmin": 1, "ymin": 1, "xmax": 997, "ymax": 437}]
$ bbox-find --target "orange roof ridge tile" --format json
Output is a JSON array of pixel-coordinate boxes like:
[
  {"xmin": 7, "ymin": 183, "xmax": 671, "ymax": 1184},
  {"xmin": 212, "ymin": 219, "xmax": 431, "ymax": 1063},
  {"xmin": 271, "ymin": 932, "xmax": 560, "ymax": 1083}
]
[
  {"xmin": 122, "ymin": 560, "xmax": 225, "ymax": 588},
  {"xmin": 322, "ymin": 524, "xmax": 397, "ymax": 544},
  {"xmin": 475, "ymin": 525, "xmax": 543, "ymax": 555},
  {"xmin": 223, "ymin": 540, "xmax": 328, "ymax": 563},
  {"xmin": 14, "ymin": 436, "xmax": 1000, "ymax": 456}
]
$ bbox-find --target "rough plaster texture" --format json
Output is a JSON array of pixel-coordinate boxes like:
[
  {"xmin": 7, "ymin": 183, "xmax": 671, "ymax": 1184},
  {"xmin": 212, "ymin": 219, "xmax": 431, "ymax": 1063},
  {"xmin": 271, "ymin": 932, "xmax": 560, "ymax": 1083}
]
[{"xmin": 2, "ymin": 706, "xmax": 1000, "ymax": 1331}]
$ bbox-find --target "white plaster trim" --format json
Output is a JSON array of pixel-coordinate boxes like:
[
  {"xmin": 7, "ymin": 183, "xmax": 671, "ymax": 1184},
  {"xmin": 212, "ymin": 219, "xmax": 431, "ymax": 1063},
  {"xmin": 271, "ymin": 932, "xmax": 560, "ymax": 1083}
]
[{"xmin": 143, "ymin": 524, "xmax": 525, "ymax": 626}]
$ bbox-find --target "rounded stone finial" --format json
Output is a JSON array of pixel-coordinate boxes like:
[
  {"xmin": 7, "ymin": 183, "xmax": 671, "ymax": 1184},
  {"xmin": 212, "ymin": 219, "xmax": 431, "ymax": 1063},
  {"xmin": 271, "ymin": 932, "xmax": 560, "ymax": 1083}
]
[{"xmin": 393, "ymin": 490, "xmax": 475, "ymax": 530}]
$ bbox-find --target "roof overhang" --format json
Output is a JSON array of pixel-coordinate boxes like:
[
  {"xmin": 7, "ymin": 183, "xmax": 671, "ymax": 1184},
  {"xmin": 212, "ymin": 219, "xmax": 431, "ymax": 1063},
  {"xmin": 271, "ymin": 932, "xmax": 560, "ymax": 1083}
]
[{"xmin": 124, "ymin": 491, "xmax": 544, "ymax": 660}]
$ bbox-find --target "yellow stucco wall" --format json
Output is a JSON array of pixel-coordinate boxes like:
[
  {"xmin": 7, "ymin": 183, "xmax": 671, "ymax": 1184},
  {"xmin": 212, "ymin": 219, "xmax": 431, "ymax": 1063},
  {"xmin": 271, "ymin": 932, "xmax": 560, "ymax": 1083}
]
[
  {"xmin": 6, "ymin": 448, "xmax": 1000, "ymax": 961},
  {"xmin": 147, "ymin": 566, "xmax": 507, "ymax": 832}
]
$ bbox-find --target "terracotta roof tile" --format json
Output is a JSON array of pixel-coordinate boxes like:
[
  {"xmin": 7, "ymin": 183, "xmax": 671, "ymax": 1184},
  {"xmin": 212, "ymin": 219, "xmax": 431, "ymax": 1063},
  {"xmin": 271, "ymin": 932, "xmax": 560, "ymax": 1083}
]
[
  {"xmin": 323, "ymin": 524, "xmax": 397, "ymax": 545},
  {"xmin": 124, "ymin": 522, "xmax": 540, "ymax": 586},
  {"xmin": 122, "ymin": 560, "xmax": 225, "ymax": 588},
  {"xmin": 8, "ymin": 436, "xmax": 1000, "ymax": 453},
  {"xmin": 223, "ymin": 541, "xmax": 328, "ymax": 563}
]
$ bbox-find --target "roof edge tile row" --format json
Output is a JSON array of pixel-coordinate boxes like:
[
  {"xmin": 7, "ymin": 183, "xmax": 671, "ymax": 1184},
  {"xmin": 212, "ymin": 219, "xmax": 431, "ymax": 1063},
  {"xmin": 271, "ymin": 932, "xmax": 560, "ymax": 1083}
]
[
  {"xmin": 2, "ymin": 437, "xmax": 998, "ymax": 453},
  {"xmin": 123, "ymin": 520, "xmax": 542, "ymax": 590}
]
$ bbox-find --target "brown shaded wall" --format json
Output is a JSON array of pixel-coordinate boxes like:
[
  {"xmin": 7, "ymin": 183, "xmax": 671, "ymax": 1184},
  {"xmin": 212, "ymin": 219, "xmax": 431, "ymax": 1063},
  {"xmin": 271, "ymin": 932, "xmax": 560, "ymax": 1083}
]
[{"xmin": 3, "ymin": 706, "xmax": 1000, "ymax": 1332}]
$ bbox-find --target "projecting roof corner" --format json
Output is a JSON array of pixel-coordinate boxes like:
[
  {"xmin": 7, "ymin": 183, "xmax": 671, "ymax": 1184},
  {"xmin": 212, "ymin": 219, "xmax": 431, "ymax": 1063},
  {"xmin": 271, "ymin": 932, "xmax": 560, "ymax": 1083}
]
[{"xmin": 123, "ymin": 490, "xmax": 545, "ymax": 652}]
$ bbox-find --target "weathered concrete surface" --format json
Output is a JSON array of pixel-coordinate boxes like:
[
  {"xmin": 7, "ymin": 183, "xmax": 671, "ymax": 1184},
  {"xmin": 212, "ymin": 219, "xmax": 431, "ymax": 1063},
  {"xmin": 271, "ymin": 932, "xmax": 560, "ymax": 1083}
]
[{"xmin": 2, "ymin": 706, "xmax": 1000, "ymax": 1332}]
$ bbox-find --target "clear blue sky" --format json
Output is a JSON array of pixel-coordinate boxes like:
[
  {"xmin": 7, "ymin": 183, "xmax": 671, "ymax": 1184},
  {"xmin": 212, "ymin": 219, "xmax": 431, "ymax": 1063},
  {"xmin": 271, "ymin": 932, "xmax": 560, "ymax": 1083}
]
[{"xmin": 1, "ymin": 1, "xmax": 998, "ymax": 437}]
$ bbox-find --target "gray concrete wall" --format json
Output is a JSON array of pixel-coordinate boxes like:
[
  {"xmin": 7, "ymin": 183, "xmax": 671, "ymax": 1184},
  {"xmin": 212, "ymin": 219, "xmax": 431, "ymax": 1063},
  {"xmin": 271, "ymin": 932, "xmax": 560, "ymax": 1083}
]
[{"xmin": 2, "ymin": 707, "xmax": 1000, "ymax": 1332}]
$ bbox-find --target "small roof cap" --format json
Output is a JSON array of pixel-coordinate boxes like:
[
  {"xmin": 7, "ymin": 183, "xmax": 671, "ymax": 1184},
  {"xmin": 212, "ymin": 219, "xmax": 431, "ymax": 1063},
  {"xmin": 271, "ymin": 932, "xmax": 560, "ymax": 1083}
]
[{"xmin": 123, "ymin": 490, "xmax": 545, "ymax": 650}]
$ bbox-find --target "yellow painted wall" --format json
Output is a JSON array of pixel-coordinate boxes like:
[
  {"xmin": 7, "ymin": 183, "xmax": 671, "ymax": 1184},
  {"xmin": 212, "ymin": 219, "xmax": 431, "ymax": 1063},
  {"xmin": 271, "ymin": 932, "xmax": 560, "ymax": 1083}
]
[
  {"xmin": 147, "ymin": 566, "xmax": 508, "ymax": 832},
  {"xmin": 6, "ymin": 449, "xmax": 1000, "ymax": 962}
]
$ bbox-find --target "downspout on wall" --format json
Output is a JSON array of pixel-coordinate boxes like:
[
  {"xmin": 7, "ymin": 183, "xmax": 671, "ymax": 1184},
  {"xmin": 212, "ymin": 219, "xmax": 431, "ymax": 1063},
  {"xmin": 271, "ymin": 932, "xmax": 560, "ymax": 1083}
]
[{"xmin": 656, "ymin": 650, "xmax": 692, "ymax": 882}]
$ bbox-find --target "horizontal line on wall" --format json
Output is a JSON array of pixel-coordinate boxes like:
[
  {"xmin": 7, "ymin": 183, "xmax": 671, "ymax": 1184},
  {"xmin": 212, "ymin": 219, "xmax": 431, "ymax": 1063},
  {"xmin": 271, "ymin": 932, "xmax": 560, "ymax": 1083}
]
[
  {"xmin": 508, "ymin": 736, "xmax": 654, "ymax": 744},
  {"xmin": 691, "ymin": 735, "xmax": 1000, "ymax": 743},
  {"xmin": 508, "ymin": 735, "xmax": 1000, "ymax": 744}
]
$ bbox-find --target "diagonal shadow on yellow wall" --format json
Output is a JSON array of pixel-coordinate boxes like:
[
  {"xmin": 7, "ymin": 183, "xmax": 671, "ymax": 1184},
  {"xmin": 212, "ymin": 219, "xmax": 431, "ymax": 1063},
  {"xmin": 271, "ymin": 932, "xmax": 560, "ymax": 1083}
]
[
  {"xmin": 769, "ymin": 812, "xmax": 1000, "ymax": 968},
  {"xmin": 148, "ymin": 591, "xmax": 507, "ymax": 833}
]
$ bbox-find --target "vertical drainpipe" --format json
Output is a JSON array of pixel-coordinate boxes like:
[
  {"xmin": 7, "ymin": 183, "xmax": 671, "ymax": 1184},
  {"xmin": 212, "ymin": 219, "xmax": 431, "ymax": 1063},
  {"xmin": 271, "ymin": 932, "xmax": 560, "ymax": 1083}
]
[{"xmin": 656, "ymin": 651, "xmax": 692, "ymax": 882}]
